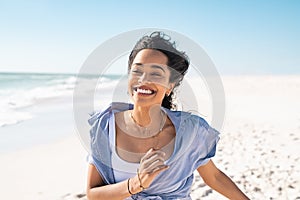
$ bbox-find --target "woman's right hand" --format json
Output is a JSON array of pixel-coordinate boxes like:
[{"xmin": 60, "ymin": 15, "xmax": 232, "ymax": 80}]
[{"xmin": 136, "ymin": 148, "xmax": 169, "ymax": 189}]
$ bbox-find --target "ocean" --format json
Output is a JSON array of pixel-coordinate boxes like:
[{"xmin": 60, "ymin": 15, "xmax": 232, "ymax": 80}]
[
  {"xmin": 0, "ymin": 72, "xmax": 123, "ymax": 127},
  {"xmin": 0, "ymin": 72, "xmax": 122, "ymax": 152}
]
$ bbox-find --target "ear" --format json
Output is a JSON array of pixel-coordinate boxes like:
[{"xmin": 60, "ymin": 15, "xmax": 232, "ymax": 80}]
[
  {"xmin": 167, "ymin": 83, "xmax": 175, "ymax": 95},
  {"xmin": 168, "ymin": 82, "xmax": 175, "ymax": 90}
]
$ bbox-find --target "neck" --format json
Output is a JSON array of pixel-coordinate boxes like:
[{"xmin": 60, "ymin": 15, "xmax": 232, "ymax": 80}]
[{"xmin": 131, "ymin": 104, "xmax": 162, "ymax": 127}]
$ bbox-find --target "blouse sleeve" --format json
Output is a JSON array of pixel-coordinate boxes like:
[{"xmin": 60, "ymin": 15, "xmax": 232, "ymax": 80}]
[
  {"xmin": 86, "ymin": 107, "xmax": 115, "ymax": 184},
  {"xmin": 192, "ymin": 116, "xmax": 220, "ymax": 169}
]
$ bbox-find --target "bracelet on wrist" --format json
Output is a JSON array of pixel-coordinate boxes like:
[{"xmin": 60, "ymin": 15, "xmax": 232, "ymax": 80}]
[
  {"xmin": 137, "ymin": 168, "xmax": 147, "ymax": 190},
  {"xmin": 127, "ymin": 178, "xmax": 134, "ymax": 195}
]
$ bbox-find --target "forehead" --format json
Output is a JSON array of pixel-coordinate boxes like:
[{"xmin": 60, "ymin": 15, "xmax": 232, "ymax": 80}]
[{"xmin": 133, "ymin": 49, "xmax": 168, "ymax": 66}]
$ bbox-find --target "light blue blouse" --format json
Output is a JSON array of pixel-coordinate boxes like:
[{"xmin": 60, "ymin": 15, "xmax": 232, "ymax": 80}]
[{"xmin": 88, "ymin": 102, "xmax": 220, "ymax": 200}]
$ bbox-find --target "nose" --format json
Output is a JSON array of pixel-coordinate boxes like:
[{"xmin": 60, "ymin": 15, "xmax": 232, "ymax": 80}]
[{"xmin": 138, "ymin": 73, "xmax": 150, "ymax": 84}]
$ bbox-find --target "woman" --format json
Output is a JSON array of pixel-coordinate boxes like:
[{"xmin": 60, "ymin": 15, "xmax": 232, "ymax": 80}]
[{"xmin": 86, "ymin": 32, "xmax": 249, "ymax": 199}]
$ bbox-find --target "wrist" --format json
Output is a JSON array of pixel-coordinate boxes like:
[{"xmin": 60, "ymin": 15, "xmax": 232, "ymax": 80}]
[{"xmin": 130, "ymin": 176, "xmax": 143, "ymax": 194}]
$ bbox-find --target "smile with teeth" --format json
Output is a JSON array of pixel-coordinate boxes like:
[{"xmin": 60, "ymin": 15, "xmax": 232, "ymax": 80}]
[{"xmin": 134, "ymin": 87, "xmax": 155, "ymax": 95}]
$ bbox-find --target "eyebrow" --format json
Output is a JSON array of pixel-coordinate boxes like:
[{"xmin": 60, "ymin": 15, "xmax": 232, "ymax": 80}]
[{"xmin": 133, "ymin": 63, "xmax": 166, "ymax": 72}]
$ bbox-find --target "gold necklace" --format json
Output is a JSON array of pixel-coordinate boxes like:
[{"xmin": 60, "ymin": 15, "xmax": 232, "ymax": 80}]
[{"xmin": 129, "ymin": 110, "xmax": 166, "ymax": 139}]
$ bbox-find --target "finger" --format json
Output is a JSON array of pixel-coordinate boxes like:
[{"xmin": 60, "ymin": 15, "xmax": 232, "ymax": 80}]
[
  {"xmin": 142, "ymin": 153, "xmax": 166, "ymax": 169},
  {"xmin": 140, "ymin": 149, "xmax": 165, "ymax": 164},
  {"xmin": 140, "ymin": 158, "xmax": 165, "ymax": 172},
  {"xmin": 140, "ymin": 148, "xmax": 154, "ymax": 163},
  {"xmin": 150, "ymin": 165, "xmax": 169, "ymax": 176},
  {"xmin": 151, "ymin": 164, "xmax": 169, "ymax": 174},
  {"xmin": 139, "ymin": 164, "xmax": 169, "ymax": 184},
  {"xmin": 151, "ymin": 167, "xmax": 169, "ymax": 178},
  {"xmin": 145, "ymin": 149, "xmax": 166, "ymax": 158},
  {"xmin": 143, "ymin": 159, "xmax": 166, "ymax": 173}
]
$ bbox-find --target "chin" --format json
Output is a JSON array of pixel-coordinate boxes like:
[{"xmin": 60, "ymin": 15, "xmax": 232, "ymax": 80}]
[{"xmin": 132, "ymin": 99, "xmax": 161, "ymax": 108}]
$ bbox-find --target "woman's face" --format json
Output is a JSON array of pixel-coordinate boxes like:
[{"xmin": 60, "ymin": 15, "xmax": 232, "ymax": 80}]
[{"xmin": 128, "ymin": 49, "xmax": 173, "ymax": 107}]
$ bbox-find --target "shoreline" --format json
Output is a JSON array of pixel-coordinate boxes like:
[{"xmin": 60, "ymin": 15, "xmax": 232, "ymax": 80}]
[{"xmin": 0, "ymin": 96, "xmax": 75, "ymax": 153}]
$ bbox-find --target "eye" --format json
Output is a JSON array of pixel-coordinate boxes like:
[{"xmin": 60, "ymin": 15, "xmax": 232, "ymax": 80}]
[
  {"xmin": 150, "ymin": 72, "xmax": 163, "ymax": 77},
  {"xmin": 131, "ymin": 69, "xmax": 143, "ymax": 75}
]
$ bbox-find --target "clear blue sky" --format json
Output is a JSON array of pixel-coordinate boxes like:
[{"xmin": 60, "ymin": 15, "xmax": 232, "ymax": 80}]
[{"xmin": 0, "ymin": 0, "xmax": 299, "ymax": 74}]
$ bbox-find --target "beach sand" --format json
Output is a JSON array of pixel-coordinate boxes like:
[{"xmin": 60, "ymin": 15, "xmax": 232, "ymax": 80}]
[{"xmin": 0, "ymin": 75, "xmax": 299, "ymax": 199}]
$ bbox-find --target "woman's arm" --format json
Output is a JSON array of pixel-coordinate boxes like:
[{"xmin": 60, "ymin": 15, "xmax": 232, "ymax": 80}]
[
  {"xmin": 86, "ymin": 164, "xmax": 141, "ymax": 200},
  {"xmin": 86, "ymin": 149, "xmax": 168, "ymax": 200},
  {"xmin": 197, "ymin": 160, "xmax": 249, "ymax": 200}
]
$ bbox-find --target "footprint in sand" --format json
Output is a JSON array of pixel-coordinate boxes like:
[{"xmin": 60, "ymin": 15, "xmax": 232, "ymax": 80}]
[{"xmin": 75, "ymin": 193, "xmax": 86, "ymax": 199}]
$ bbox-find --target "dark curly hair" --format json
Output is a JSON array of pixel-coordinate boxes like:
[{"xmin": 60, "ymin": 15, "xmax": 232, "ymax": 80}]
[{"xmin": 128, "ymin": 31, "xmax": 190, "ymax": 110}]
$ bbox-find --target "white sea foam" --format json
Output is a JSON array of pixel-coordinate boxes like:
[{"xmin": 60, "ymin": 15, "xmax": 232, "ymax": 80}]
[
  {"xmin": 0, "ymin": 108, "xmax": 33, "ymax": 127},
  {"xmin": 0, "ymin": 73, "xmax": 119, "ymax": 127}
]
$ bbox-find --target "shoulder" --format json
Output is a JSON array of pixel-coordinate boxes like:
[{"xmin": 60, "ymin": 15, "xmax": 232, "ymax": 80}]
[
  {"xmin": 88, "ymin": 102, "xmax": 133, "ymax": 165},
  {"xmin": 188, "ymin": 114, "xmax": 220, "ymax": 140},
  {"xmin": 88, "ymin": 102, "xmax": 133, "ymax": 145},
  {"xmin": 165, "ymin": 110, "xmax": 220, "ymax": 167},
  {"xmin": 164, "ymin": 109, "xmax": 220, "ymax": 147},
  {"xmin": 165, "ymin": 108, "xmax": 216, "ymax": 133},
  {"xmin": 88, "ymin": 102, "xmax": 133, "ymax": 127},
  {"xmin": 183, "ymin": 114, "xmax": 220, "ymax": 166}
]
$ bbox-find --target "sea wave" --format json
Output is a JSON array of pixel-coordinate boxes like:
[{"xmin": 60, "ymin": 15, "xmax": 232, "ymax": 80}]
[
  {"xmin": 0, "ymin": 108, "xmax": 33, "ymax": 127},
  {"xmin": 0, "ymin": 73, "xmax": 120, "ymax": 127}
]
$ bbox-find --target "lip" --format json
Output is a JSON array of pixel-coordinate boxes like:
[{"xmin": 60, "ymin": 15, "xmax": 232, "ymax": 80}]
[{"xmin": 133, "ymin": 85, "xmax": 156, "ymax": 95}]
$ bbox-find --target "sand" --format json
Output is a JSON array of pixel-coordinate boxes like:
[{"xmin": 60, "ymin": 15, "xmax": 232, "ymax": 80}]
[{"xmin": 0, "ymin": 75, "xmax": 299, "ymax": 199}]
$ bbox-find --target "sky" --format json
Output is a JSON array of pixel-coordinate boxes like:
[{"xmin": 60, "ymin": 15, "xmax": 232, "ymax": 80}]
[{"xmin": 0, "ymin": 0, "xmax": 299, "ymax": 75}]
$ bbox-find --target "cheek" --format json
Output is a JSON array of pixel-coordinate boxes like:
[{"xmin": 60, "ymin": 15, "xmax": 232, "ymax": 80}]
[
  {"xmin": 156, "ymin": 86, "xmax": 168, "ymax": 96},
  {"xmin": 127, "ymin": 78, "xmax": 140, "ymax": 97}
]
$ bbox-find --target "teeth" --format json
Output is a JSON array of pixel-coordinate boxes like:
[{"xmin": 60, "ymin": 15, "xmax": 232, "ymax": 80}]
[{"xmin": 136, "ymin": 88, "xmax": 153, "ymax": 94}]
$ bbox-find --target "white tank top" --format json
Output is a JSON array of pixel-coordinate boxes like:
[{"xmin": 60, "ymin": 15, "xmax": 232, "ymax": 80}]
[{"xmin": 109, "ymin": 114, "xmax": 140, "ymax": 182}]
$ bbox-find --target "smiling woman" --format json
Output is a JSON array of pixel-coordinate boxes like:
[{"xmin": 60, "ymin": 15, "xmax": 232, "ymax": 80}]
[
  {"xmin": 86, "ymin": 32, "xmax": 249, "ymax": 200},
  {"xmin": 128, "ymin": 50, "xmax": 173, "ymax": 108}
]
